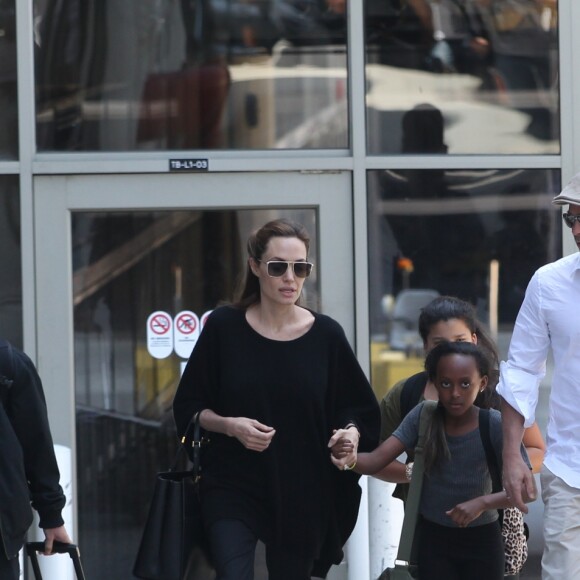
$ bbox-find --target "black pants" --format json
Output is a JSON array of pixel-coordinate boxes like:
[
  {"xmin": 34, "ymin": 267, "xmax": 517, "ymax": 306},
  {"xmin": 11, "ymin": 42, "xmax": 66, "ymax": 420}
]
[
  {"xmin": 418, "ymin": 518, "xmax": 505, "ymax": 580},
  {"xmin": 0, "ymin": 554, "xmax": 19, "ymax": 580},
  {"xmin": 208, "ymin": 519, "xmax": 315, "ymax": 580}
]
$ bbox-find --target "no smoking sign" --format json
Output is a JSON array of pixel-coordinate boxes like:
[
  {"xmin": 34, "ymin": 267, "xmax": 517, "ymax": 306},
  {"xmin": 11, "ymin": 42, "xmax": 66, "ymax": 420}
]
[
  {"xmin": 146, "ymin": 311, "xmax": 174, "ymax": 359},
  {"xmin": 146, "ymin": 309, "xmax": 212, "ymax": 361}
]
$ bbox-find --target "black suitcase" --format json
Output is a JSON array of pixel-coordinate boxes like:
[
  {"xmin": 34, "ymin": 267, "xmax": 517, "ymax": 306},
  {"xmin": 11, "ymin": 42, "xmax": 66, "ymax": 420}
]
[{"xmin": 26, "ymin": 541, "xmax": 86, "ymax": 580}]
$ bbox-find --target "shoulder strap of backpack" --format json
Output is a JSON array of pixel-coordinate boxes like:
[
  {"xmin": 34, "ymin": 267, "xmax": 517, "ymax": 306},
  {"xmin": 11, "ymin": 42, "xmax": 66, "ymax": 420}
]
[
  {"xmin": 479, "ymin": 408, "xmax": 502, "ymax": 494},
  {"xmin": 396, "ymin": 399, "xmax": 437, "ymax": 564},
  {"xmin": 400, "ymin": 371, "xmax": 428, "ymax": 419}
]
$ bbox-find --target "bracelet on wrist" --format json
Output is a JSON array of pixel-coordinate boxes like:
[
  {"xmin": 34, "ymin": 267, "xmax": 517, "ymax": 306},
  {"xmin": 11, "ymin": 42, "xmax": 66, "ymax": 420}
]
[
  {"xmin": 405, "ymin": 462, "xmax": 414, "ymax": 482},
  {"xmin": 343, "ymin": 461, "xmax": 357, "ymax": 471}
]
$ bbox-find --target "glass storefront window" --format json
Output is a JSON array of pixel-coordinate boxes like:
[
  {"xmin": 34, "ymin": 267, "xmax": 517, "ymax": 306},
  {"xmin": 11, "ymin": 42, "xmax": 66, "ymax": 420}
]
[
  {"xmin": 34, "ymin": 1, "xmax": 348, "ymax": 152},
  {"xmin": 72, "ymin": 208, "xmax": 317, "ymax": 577},
  {"xmin": 367, "ymin": 168, "xmax": 561, "ymax": 400},
  {"xmin": 365, "ymin": 1, "xmax": 560, "ymax": 154},
  {"xmin": 0, "ymin": 1, "xmax": 18, "ymax": 159},
  {"xmin": 0, "ymin": 176, "xmax": 21, "ymax": 347}
]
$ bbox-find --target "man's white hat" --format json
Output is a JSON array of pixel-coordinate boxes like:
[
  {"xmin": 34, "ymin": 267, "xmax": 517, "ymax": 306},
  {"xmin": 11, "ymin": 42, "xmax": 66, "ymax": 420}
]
[{"xmin": 553, "ymin": 173, "xmax": 580, "ymax": 206}]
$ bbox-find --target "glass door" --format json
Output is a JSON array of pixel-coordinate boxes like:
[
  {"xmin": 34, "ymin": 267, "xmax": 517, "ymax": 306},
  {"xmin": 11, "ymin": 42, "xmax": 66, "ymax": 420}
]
[{"xmin": 33, "ymin": 171, "xmax": 353, "ymax": 578}]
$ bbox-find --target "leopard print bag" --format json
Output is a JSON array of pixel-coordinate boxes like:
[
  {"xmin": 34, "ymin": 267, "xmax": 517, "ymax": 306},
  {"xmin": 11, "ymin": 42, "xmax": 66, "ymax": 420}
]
[
  {"xmin": 501, "ymin": 506, "xmax": 528, "ymax": 575},
  {"xmin": 479, "ymin": 410, "xmax": 529, "ymax": 576}
]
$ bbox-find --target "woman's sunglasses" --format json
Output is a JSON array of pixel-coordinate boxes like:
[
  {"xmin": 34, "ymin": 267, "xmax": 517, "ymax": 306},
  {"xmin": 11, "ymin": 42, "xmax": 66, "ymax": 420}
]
[
  {"xmin": 563, "ymin": 212, "xmax": 580, "ymax": 228},
  {"xmin": 259, "ymin": 260, "xmax": 313, "ymax": 278}
]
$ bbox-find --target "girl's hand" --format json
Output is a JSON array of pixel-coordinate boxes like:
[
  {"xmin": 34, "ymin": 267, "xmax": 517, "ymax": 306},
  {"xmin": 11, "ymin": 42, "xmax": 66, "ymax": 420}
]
[
  {"xmin": 332, "ymin": 435, "xmax": 407, "ymax": 474},
  {"xmin": 229, "ymin": 417, "xmax": 276, "ymax": 451},
  {"xmin": 446, "ymin": 498, "xmax": 485, "ymax": 527},
  {"xmin": 331, "ymin": 450, "xmax": 378, "ymax": 475},
  {"xmin": 328, "ymin": 427, "xmax": 359, "ymax": 470}
]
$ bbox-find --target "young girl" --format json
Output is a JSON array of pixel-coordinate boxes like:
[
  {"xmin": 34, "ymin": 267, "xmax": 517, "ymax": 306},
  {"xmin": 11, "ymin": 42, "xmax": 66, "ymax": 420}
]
[
  {"xmin": 371, "ymin": 296, "xmax": 544, "ymax": 579},
  {"xmin": 336, "ymin": 341, "xmax": 534, "ymax": 580}
]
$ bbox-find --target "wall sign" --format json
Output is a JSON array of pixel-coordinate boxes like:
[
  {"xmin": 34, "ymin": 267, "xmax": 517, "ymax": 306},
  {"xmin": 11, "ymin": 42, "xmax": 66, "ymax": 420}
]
[
  {"xmin": 146, "ymin": 310, "xmax": 174, "ymax": 359},
  {"xmin": 169, "ymin": 159, "xmax": 209, "ymax": 172},
  {"xmin": 146, "ymin": 309, "xmax": 212, "ymax": 360},
  {"xmin": 173, "ymin": 310, "xmax": 200, "ymax": 359}
]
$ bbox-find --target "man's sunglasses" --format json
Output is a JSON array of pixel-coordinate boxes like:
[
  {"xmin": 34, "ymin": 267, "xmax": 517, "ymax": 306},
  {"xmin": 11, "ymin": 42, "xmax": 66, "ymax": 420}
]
[
  {"xmin": 563, "ymin": 212, "xmax": 580, "ymax": 228},
  {"xmin": 259, "ymin": 260, "xmax": 313, "ymax": 278}
]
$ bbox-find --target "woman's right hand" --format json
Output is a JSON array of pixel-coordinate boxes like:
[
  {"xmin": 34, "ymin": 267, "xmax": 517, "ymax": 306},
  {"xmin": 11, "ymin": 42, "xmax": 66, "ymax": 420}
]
[{"xmin": 228, "ymin": 417, "xmax": 276, "ymax": 452}]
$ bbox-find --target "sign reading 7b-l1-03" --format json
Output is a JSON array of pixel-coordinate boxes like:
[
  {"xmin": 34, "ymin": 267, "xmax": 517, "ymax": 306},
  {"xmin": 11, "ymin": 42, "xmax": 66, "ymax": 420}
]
[{"xmin": 146, "ymin": 309, "xmax": 213, "ymax": 359}]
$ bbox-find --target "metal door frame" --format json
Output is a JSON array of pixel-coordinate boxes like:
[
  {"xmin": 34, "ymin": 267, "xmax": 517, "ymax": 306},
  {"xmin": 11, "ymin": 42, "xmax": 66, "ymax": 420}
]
[{"xmin": 33, "ymin": 170, "xmax": 354, "ymax": 534}]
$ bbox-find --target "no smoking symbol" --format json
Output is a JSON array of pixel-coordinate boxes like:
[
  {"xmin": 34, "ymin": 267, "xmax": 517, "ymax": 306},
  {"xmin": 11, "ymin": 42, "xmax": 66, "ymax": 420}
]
[{"xmin": 149, "ymin": 313, "xmax": 171, "ymax": 335}]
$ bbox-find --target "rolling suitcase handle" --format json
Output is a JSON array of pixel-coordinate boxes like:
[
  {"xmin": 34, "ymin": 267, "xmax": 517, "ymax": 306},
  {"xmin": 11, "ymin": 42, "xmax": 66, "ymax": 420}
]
[{"xmin": 26, "ymin": 541, "xmax": 86, "ymax": 580}]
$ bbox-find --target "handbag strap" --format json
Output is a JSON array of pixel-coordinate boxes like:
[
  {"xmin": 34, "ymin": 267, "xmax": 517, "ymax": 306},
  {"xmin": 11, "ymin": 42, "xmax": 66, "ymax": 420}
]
[
  {"xmin": 395, "ymin": 400, "xmax": 437, "ymax": 563},
  {"xmin": 171, "ymin": 411, "xmax": 203, "ymax": 478}
]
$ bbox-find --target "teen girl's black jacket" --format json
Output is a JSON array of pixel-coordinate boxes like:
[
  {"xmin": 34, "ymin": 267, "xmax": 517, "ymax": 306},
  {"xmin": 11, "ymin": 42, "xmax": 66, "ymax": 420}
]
[{"xmin": 0, "ymin": 340, "xmax": 65, "ymax": 560}]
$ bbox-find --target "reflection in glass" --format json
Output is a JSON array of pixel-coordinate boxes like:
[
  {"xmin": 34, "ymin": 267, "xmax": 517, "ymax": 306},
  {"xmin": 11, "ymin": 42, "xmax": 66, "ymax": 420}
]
[
  {"xmin": 34, "ymin": 0, "xmax": 348, "ymax": 151},
  {"xmin": 0, "ymin": 176, "xmax": 21, "ymax": 347},
  {"xmin": 0, "ymin": 1, "xmax": 18, "ymax": 159},
  {"xmin": 368, "ymin": 168, "xmax": 561, "ymax": 345},
  {"xmin": 365, "ymin": 1, "xmax": 560, "ymax": 154},
  {"xmin": 367, "ymin": 168, "xmax": 561, "ymax": 421},
  {"xmin": 367, "ymin": 170, "xmax": 559, "ymax": 574},
  {"xmin": 72, "ymin": 208, "xmax": 317, "ymax": 577}
]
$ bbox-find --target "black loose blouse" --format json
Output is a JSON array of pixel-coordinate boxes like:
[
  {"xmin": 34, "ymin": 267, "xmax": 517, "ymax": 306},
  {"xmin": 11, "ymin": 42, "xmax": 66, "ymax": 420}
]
[{"xmin": 173, "ymin": 306, "xmax": 380, "ymax": 575}]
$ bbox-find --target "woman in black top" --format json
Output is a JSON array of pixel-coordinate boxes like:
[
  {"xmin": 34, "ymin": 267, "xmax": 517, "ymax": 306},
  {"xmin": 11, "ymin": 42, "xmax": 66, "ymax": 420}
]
[{"xmin": 173, "ymin": 218, "xmax": 380, "ymax": 580}]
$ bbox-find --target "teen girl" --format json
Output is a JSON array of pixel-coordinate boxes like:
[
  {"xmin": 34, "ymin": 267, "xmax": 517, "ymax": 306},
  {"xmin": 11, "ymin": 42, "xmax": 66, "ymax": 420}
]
[{"xmin": 334, "ymin": 341, "xmax": 534, "ymax": 580}]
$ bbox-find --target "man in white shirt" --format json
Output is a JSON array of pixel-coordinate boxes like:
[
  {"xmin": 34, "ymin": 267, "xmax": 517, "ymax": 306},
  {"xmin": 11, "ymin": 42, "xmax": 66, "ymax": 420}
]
[{"xmin": 498, "ymin": 172, "xmax": 580, "ymax": 580}]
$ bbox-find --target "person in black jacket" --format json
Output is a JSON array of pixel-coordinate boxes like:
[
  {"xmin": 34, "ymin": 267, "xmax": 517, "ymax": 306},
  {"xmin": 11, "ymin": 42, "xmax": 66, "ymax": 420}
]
[{"xmin": 0, "ymin": 340, "xmax": 71, "ymax": 579}]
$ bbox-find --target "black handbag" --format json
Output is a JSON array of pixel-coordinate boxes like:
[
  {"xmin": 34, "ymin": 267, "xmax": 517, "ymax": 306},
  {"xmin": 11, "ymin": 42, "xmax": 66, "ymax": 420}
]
[{"xmin": 133, "ymin": 413, "xmax": 214, "ymax": 580}]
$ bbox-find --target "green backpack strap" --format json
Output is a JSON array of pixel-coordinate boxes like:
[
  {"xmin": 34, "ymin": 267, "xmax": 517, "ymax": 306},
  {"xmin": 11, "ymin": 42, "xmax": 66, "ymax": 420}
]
[
  {"xmin": 400, "ymin": 372, "xmax": 428, "ymax": 420},
  {"xmin": 395, "ymin": 400, "xmax": 437, "ymax": 564}
]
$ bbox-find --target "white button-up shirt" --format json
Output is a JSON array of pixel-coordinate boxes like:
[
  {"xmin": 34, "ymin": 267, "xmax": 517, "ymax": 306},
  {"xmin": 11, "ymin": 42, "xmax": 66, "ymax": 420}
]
[{"xmin": 497, "ymin": 252, "xmax": 580, "ymax": 488}]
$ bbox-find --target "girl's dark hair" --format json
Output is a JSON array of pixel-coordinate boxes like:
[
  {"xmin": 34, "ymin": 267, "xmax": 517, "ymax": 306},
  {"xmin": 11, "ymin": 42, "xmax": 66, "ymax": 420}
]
[
  {"xmin": 422, "ymin": 341, "xmax": 492, "ymax": 473},
  {"xmin": 233, "ymin": 218, "xmax": 310, "ymax": 310},
  {"xmin": 425, "ymin": 341, "xmax": 491, "ymax": 383},
  {"xmin": 418, "ymin": 295, "xmax": 500, "ymax": 407}
]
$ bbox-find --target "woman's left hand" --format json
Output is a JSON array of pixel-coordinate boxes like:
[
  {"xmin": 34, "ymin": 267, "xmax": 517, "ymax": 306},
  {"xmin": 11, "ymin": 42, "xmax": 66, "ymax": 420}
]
[{"xmin": 328, "ymin": 426, "xmax": 360, "ymax": 470}]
